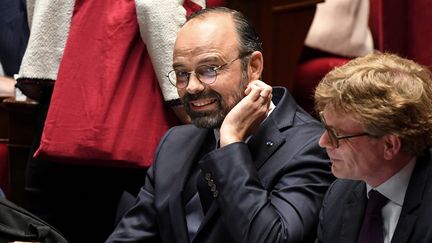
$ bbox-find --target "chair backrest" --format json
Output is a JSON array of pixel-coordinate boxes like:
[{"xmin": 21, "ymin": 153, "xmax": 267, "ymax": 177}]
[
  {"xmin": 369, "ymin": 0, "xmax": 432, "ymax": 68},
  {"xmin": 0, "ymin": 198, "xmax": 68, "ymax": 242},
  {"xmin": 0, "ymin": 99, "xmax": 9, "ymax": 198},
  {"xmin": 293, "ymin": 0, "xmax": 432, "ymax": 115}
]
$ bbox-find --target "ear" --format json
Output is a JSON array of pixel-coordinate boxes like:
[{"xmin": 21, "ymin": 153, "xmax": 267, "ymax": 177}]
[
  {"xmin": 383, "ymin": 135, "xmax": 402, "ymax": 160},
  {"xmin": 248, "ymin": 51, "xmax": 264, "ymax": 81}
]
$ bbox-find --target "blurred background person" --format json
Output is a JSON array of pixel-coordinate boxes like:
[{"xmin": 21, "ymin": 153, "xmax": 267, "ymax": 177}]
[
  {"xmin": 294, "ymin": 0, "xmax": 374, "ymax": 114},
  {"xmin": 0, "ymin": 0, "xmax": 29, "ymax": 199}
]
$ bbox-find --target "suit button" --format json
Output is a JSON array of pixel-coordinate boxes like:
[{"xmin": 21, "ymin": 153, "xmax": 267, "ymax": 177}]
[
  {"xmin": 266, "ymin": 141, "xmax": 274, "ymax": 147},
  {"xmin": 210, "ymin": 184, "xmax": 217, "ymax": 192},
  {"xmin": 213, "ymin": 190, "xmax": 219, "ymax": 198},
  {"xmin": 207, "ymin": 179, "xmax": 214, "ymax": 187}
]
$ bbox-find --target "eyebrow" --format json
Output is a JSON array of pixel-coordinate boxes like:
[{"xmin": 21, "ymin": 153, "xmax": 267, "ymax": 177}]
[
  {"xmin": 172, "ymin": 55, "xmax": 223, "ymax": 70},
  {"xmin": 322, "ymin": 121, "xmax": 346, "ymax": 136},
  {"xmin": 331, "ymin": 125, "xmax": 361, "ymax": 137}
]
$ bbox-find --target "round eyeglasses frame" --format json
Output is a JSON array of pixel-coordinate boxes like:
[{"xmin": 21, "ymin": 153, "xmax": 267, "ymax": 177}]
[
  {"xmin": 167, "ymin": 51, "xmax": 253, "ymax": 89},
  {"xmin": 319, "ymin": 111, "xmax": 370, "ymax": 148}
]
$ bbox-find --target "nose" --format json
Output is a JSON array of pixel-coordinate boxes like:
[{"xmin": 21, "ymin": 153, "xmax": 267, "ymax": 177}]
[
  {"xmin": 185, "ymin": 72, "xmax": 205, "ymax": 94},
  {"xmin": 318, "ymin": 131, "xmax": 335, "ymax": 149}
]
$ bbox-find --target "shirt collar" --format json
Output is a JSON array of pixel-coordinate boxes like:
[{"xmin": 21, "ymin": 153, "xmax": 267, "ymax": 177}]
[{"xmin": 366, "ymin": 158, "xmax": 416, "ymax": 206}]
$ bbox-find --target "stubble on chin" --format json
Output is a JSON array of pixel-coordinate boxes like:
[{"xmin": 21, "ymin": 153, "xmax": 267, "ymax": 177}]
[
  {"xmin": 183, "ymin": 90, "xmax": 243, "ymax": 129},
  {"xmin": 182, "ymin": 91, "xmax": 223, "ymax": 128},
  {"xmin": 183, "ymin": 72, "xmax": 249, "ymax": 129}
]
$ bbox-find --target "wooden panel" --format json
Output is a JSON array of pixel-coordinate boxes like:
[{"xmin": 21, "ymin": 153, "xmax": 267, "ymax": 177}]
[
  {"xmin": 0, "ymin": 97, "xmax": 9, "ymax": 141},
  {"xmin": 227, "ymin": 0, "xmax": 322, "ymax": 91},
  {"xmin": 0, "ymin": 97, "xmax": 10, "ymax": 198},
  {"xmin": 3, "ymin": 98, "xmax": 38, "ymax": 206}
]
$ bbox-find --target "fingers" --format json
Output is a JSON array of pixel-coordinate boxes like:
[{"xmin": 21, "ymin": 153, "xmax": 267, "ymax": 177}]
[
  {"xmin": 220, "ymin": 81, "xmax": 272, "ymax": 146},
  {"xmin": 245, "ymin": 80, "xmax": 272, "ymax": 105}
]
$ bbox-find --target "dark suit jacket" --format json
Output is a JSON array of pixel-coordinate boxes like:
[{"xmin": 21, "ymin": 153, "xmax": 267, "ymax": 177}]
[
  {"xmin": 0, "ymin": 0, "xmax": 29, "ymax": 76},
  {"xmin": 316, "ymin": 149, "xmax": 432, "ymax": 243},
  {"xmin": 106, "ymin": 87, "xmax": 334, "ymax": 243}
]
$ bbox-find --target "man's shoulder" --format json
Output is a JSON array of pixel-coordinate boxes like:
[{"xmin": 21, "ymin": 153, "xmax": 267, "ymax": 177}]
[
  {"xmin": 168, "ymin": 124, "xmax": 202, "ymax": 134},
  {"xmin": 156, "ymin": 124, "xmax": 210, "ymax": 151},
  {"xmin": 271, "ymin": 86, "xmax": 322, "ymax": 129},
  {"xmin": 164, "ymin": 124, "xmax": 207, "ymax": 139},
  {"xmin": 325, "ymin": 179, "xmax": 363, "ymax": 202}
]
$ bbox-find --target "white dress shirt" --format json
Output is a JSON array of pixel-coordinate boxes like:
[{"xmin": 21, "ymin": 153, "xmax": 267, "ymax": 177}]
[{"xmin": 366, "ymin": 158, "xmax": 416, "ymax": 243}]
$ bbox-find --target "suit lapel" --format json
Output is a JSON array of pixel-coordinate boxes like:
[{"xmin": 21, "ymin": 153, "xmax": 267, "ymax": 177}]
[
  {"xmin": 192, "ymin": 137, "xmax": 221, "ymax": 241},
  {"xmin": 193, "ymin": 201, "xmax": 218, "ymax": 241},
  {"xmin": 391, "ymin": 154, "xmax": 431, "ymax": 243},
  {"xmin": 247, "ymin": 87, "xmax": 295, "ymax": 168},
  {"xmin": 340, "ymin": 182, "xmax": 367, "ymax": 243},
  {"xmin": 188, "ymin": 87, "xmax": 300, "ymax": 242},
  {"xmin": 169, "ymin": 188, "xmax": 189, "ymax": 242},
  {"xmin": 247, "ymin": 118, "xmax": 285, "ymax": 169},
  {"xmin": 195, "ymin": 88, "xmax": 293, "ymax": 239},
  {"xmin": 168, "ymin": 128, "xmax": 213, "ymax": 243}
]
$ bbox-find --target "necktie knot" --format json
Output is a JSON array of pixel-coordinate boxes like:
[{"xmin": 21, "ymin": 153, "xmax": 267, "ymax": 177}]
[
  {"xmin": 366, "ymin": 190, "xmax": 389, "ymax": 214},
  {"xmin": 357, "ymin": 190, "xmax": 389, "ymax": 243}
]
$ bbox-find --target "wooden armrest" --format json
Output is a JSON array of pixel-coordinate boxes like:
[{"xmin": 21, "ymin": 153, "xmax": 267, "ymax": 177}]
[{"xmin": 3, "ymin": 97, "xmax": 39, "ymax": 113}]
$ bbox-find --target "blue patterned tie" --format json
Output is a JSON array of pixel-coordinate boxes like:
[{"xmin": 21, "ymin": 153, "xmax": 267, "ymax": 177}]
[{"xmin": 357, "ymin": 190, "xmax": 389, "ymax": 243}]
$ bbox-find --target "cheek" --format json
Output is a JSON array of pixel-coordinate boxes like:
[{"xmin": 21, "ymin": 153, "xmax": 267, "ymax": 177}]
[
  {"xmin": 334, "ymin": 147, "xmax": 361, "ymax": 170},
  {"xmin": 214, "ymin": 83, "xmax": 245, "ymax": 106},
  {"xmin": 341, "ymin": 146, "xmax": 377, "ymax": 176},
  {"xmin": 225, "ymin": 89, "xmax": 245, "ymax": 109}
]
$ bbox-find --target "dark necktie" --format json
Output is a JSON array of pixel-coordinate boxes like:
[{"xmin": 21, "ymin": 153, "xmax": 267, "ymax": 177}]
[{"xmin": 357, "ymin": 190, "xmax": 389, "ymax": 243}]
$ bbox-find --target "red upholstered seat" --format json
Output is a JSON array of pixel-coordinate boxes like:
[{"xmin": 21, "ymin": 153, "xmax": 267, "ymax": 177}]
[
  {"xmin": 369, "ymin": 0, "xmax": 432, "ymax": 67},
  {"xmin": 293, "ymin": 57, "xmax": 349, "ymax": 115},
  {"xmin": 0, "ymin": 143, "xmax": 9, "ymax": 197},
  {"xmin": 293, "ymin": 0, "xmax": 432, "ymax": 116},
  {"xmin": 207, "ymin": 0, "xmax": 224, "ymax": 7}
]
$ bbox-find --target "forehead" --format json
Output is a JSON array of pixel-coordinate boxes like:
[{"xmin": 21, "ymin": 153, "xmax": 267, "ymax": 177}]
[
  {"xmin": 173, "ymin": 13, "xmax": 239, "ymax": 59},
  {"xmin": 323, "ymin": 106, "xmax": 364, "ymax": 131}
]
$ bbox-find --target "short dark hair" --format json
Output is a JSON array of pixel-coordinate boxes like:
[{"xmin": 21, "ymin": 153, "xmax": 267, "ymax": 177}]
[{"xmin": 186, "ymin": 7, "xmax": 262, "ymax": 56}]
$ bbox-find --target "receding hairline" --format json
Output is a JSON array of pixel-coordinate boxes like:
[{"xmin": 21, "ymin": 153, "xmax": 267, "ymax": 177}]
[
  {"xmin": 182, "ymin": 10, "xmax": 236, "ymax": 30},
  {"xmin": 176, "ymin": 11, "xmax": 240, "ymax": 52}
]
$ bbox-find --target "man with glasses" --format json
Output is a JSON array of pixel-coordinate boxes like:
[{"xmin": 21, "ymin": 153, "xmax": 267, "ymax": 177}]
[
  {"xmin": 315, "ymin": 52, "xmax": 432, "ymax": 243},
  {"xmin": 107, "ymin": 7, "xmax": 334, "ymax": 243}
]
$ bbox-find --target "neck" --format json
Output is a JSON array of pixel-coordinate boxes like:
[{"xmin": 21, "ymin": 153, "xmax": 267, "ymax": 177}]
[{"xmin": 366, "ymin": 153, "xmax": 415, "ymax": 187}]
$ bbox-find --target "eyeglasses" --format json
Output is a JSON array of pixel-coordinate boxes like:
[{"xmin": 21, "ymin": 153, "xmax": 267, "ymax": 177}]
[
  {"xmin": 167, "ymin": 51, "xmax": 253, "ymax": 89},
  {"xmin": 319, "ymin": 111, "xmax": 370, "ymax": 148}
]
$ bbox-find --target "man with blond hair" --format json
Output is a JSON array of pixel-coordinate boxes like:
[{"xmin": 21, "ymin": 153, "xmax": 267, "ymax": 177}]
[{"xmin": 315, "ymin": 52, "xmax": 432, "ymax": 243}]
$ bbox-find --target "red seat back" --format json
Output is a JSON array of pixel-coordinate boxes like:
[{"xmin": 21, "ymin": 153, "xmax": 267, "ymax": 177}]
[
  {"xmin": 0, "ymin": 143, "xmax": 9, "ymax": 197},
  {"xmin": 370, "ymin": 0, "xmax": 432, "ymax": 67},
  {"xmin": 293, "ymin": 0, "xmax": 432, "ymax": 115}
]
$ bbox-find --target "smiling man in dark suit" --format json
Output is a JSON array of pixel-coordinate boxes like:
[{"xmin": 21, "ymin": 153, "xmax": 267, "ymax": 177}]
[
  {"xmin": 315, "ymin": 52, "xmax": 432, "ymax": 243},
  {"xmin": 106, "ymin": 7, "xmax": 334, "ymax": 243}
]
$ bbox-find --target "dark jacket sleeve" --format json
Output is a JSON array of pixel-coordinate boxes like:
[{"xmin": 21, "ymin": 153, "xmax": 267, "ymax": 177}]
[
  {"xmin": 105, "ymin": 164, "xmax": 162, "ymax": 243},
  {"xmin": 105, "ymin": 129, "xmax": 176, "ymax": 243},
  {"xmin": 0, "ymin": 0, "xmax": 29, "ymax": 76},
  {"xmin": 315, "ymin": 180, "xmax": 338, "ymax": 243},
  {"xmin": 200, "ymin": 126, "xmax": 334, "ymax": 243}
]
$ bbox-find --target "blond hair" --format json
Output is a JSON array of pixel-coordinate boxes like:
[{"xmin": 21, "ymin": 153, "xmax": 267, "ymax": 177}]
[{"xmin": 315, "ymin": 52, "xmax": 432, "ymax": 155}]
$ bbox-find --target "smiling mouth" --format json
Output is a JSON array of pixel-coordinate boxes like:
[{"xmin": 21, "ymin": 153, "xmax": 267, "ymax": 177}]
[{"xmin": 190, "ymin": 98, "xmax": 217, "ymax": 108}]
